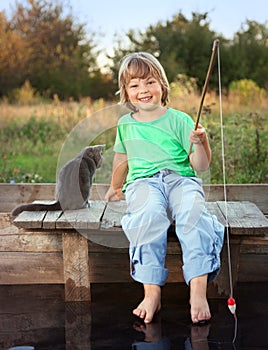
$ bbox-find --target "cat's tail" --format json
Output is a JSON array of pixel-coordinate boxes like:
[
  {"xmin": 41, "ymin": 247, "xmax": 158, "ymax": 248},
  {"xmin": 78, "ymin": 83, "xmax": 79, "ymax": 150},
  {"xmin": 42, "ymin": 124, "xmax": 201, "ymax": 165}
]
[{"xmin": 11, "ymin": 201, "xmax": 62, "ymax": 217}]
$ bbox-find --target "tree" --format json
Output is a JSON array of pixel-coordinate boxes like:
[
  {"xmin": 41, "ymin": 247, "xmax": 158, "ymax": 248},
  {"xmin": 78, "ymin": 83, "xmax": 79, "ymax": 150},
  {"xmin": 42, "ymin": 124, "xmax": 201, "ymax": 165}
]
[
  {"xmin": 109, "ymin": 12, "xmax": 220, "ymax": 90},
  {"xmin": 229, "ymin": 20, "xmax": 268, "ymax": 90},
  {"xmin": 109, "ymin": 13, "xmax": 268, "ymax": 93},
  {"xmin": 0, "ymin": 12, "xmax": 30, "ymax": 95},
  {"xmin": 0, "ymin": 0, "xmax": 113, "ymax": 100}
]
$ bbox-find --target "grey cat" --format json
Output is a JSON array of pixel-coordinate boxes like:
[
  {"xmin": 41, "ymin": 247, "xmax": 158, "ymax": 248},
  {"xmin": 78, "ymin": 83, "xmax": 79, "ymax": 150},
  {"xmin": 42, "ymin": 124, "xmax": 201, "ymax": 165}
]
[{"xmin": 11, "ymin": 144, "xmax": 105, "ymax": 217}]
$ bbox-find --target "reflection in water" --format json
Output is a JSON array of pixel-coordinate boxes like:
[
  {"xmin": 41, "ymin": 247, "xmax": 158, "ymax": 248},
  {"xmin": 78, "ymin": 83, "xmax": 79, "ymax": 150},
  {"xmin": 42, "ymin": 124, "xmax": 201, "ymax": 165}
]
[
  {"xmin": 132, "ymin": 315, "xmax": 235, "ymax": 350},
  {"xmin": 0, "ymin": 283, "xmax": 267, "ymax": 349},
  {"xmin": 132, "ymin": 314, "xmax": 171, "ymax": 349}
]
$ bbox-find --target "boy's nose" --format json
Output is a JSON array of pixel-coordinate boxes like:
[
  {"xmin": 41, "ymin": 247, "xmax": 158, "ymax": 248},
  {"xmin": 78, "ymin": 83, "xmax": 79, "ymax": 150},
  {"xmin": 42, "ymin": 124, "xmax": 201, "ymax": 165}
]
[{"xmin": 139, "ymin": 83, "xmax": 149, "ymax": 93}]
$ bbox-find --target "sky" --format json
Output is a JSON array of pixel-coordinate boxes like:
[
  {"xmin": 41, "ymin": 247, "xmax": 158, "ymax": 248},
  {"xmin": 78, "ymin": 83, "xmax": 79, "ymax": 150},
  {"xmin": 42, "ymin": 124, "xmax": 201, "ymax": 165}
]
[{"xmin": 1, "ymin": 0, "xmax": 267, "ymax": 65}]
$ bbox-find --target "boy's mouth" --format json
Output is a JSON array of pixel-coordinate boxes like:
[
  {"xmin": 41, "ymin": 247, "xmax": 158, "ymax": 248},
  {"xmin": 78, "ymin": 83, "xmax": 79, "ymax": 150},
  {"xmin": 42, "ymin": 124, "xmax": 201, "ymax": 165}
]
[{"xmin": 139, "ymin": 96, "xmax": 152, "ymax": 103}]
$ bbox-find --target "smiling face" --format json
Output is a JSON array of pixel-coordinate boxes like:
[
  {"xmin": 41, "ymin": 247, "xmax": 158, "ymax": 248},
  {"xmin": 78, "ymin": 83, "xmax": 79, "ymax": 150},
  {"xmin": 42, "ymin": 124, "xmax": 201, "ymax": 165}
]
[
  {"xmin": 126, "ymin": 76, "xmax": 163, "ymax": 112},
  {"xmin": 118, "ymin": 52, "xmax": 170, "ymax": 111}
]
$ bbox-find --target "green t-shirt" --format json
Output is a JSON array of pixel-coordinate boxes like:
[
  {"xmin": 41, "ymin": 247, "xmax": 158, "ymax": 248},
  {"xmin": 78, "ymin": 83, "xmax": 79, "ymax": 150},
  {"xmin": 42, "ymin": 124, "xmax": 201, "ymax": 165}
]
[{"xmin": 114, "ymin": 107, "xmax": 196, "ymax": 189}]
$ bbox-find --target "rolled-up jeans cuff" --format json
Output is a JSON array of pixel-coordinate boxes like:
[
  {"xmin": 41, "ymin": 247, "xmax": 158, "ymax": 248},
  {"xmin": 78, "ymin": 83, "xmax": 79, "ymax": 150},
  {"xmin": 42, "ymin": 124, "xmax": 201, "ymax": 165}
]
[
  {"xmin": 131, "ymin": 264, "xmax": 168, "ymax": 286},
  {"xmin": 183, "ymin": 258, "xmax": 221, "ymax": 285}
]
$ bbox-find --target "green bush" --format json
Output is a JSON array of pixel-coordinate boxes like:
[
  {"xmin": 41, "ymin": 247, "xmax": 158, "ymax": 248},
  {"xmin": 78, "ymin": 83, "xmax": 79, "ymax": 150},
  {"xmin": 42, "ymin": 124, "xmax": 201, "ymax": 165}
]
[{"xmin": 229, "ymin": 79, "xmax": 267, "ymax": 105}]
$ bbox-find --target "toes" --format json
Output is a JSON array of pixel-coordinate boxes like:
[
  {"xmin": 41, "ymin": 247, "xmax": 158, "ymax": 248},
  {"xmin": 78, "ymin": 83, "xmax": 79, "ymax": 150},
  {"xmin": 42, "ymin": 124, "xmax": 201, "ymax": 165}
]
[
  {"xmin": 133, "ymin": 307, "xmax": 154, "ymax": 323},
  {"xmin": 191, "ymin": 310, "xmax": 211, "ymax": 324},
  {"xmin": 133, "ymin": 308, "xmax": 141, "ymax": 318},
  {"xmin": 133, "ymin": 308, "xmax": 146, "ymax": 320},
  {"xmin": 144, "ymin": 312, "xmax": 153, "ymax": 323},
  {"xmin": 192, "ymin": 314, "xmax": 199, "ymax": 324},
  {"xmin": 140, "ymin": 309, "xmax": 146, "ymax": 319}
]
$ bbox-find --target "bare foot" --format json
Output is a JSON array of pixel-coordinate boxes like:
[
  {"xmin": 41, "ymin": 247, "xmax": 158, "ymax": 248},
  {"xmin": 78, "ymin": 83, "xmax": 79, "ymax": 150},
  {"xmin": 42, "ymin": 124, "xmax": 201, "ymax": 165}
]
[
  {"xmin": 190, "ymin": 275, "xmax": 211, "ymax": 324},
  {"xmin": 133, "ymin": 284, "xmax": 161, "ymax": 323}
]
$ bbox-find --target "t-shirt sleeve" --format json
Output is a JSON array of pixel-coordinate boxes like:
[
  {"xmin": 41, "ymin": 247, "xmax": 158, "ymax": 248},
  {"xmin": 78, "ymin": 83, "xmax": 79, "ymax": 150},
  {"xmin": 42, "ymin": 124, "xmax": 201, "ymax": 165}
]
[
  {"xmin": 113, "ymin": 123, "xmax": 127, "ymax": 153},
  {"xmin": 179, "ymin": 112, "xmax": 195, "ymax": 153}
]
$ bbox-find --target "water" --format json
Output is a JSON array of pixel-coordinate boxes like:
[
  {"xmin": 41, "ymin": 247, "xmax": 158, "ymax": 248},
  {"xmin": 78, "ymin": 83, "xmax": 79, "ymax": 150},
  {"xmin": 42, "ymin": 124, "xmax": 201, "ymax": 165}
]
[{"xmin": 0, "ymin": 282, "xmax": 267, "ymax": 349}]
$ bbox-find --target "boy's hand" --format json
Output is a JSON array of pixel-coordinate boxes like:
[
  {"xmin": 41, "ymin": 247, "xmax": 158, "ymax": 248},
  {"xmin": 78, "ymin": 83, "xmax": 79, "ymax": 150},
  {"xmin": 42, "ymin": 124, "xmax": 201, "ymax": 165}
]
[
  {"xmin": 104, "ymin": 186, "xmax": 124, "ymax": 202},
  {"xmin": 190, "ymin": 124, "xmax": 207, "ymax": 144}
]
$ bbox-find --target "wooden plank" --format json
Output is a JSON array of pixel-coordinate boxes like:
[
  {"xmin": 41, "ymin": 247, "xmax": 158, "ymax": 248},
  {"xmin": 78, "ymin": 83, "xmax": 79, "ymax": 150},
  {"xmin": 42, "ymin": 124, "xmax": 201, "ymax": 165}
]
[
  {"xmin": 217, "ymin": 201, "xmax": 268, "ymax": 236},
  {"xmin": 100, "ymin": 201, "xmax": 227, "ymax": 231},
  {"xmin": 0, "ymin": 232, "xmax": 62, "ymax": 252},
  {"xmin": 88, "ymin": 251, "xmax": 185, "ymax": 283},
  {"xmin": 2, "ymin": 183, "xmax": 268, "ymax": 214},
  {"xmin": 0, "ymin": 252, "xmax": 63, "ymax": 284},
  {"xmin": 43, "ymin": 210, "xmax": 63, "ymax": 229},
  {"xmin": 88, "ymin": 251, "xmax": 132, "ymax": 283},
  {"xmin": 62, "ymin": 232, "xmax": 91, "ymax": 302},
  {"xmin": 101, "ymin": 201, "xmax": 126, "ymax": 230},
  {"xmin": 205, "ymin": 202, "xmax": 227, "ymax": 227},
  {"xmin": 225, "ymin": 184, "xmax": 268, "ymax": 214},
  {"xmin": 56, "ymin": 201, "xmax": 106, "ymax": 230},
  {"xmin": 83, "ymin": 229, "xmax": 129, "ymax": 248},
  {"xmin": 0, "ymin": 183, "xmax": 56, "ymax": 212},
  {"xmin": 13, "ymin": 210, "xmax": 47, "ymax": 229},
  {"xmin": 90, "ymin": 183, "xmax": 109, "ymax": 200},
  {"xmin": 0, "ymin": 212, "xmax": 20, "ymax": 236},
  {"xmin": 88, "ymin": 240, "xmax": 128, "ymax": 253},
  {"xmin": 240, "ymin": 237, "xmax": 268, "ymax": 254},
  {"xmin": 0, "ymin": 183, "xmax": 109, "ymax": 212},
  {"xmin": 165, "ymin": 254, "xmax": 184, "ymax": 283},
  {"xmin": 213, "ymin": 242, "xmax": 240, "ymax": 296}
]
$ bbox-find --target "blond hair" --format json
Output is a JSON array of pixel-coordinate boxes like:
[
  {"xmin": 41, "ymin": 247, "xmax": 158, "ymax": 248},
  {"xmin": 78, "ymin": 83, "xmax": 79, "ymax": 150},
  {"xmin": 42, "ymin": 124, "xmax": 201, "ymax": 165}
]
[{"xmin": 118, "ymin": 52, "xmax": 170, "ymax": 111}]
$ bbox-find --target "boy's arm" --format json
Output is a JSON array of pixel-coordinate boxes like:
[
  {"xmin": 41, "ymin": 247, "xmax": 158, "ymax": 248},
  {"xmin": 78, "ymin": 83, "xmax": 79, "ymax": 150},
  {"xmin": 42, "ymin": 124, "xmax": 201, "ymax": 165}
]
[
  {"xmin": 105, "ymin": 152, "xmax": 128, "ymax": 202},
  {"xmin": 189, "ymin": 124, "xmax": 211, "ymax": 172}
]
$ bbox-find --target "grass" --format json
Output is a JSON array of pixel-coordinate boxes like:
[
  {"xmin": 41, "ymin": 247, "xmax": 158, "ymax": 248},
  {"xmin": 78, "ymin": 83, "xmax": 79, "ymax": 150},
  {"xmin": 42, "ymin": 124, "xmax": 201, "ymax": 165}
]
[{"xmin": 0, "ymin": 88, "xmax": 267, "ymax": 184}]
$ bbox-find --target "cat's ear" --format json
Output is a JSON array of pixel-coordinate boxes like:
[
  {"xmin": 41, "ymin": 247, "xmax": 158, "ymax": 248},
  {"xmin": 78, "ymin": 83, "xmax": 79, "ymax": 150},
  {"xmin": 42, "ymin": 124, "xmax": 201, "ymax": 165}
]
[{"xmin": 96, "ymin": 144, "xmax": 106, "ymax": 153}]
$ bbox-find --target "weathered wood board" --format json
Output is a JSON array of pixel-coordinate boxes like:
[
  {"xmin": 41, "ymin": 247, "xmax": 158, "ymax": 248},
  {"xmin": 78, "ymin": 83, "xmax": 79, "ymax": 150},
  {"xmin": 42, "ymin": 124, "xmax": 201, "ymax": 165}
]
[
  {"xmin": 56, "ymin": 201, "xmax": 106, "ymax": 230},
  {"xmin": 13, "ymin": 210, "xmax": 47, "ymax": 229},
  {"xmin": 217, "ymin": 201, "xmax": 268, "ymax": 236},
  {"xmin": 2, "ymin": 183, "xmax": 268, "ymax": 213},
  {"xmin": 1, "ymin": 196, "xmax": 268, "ymax": 301}
]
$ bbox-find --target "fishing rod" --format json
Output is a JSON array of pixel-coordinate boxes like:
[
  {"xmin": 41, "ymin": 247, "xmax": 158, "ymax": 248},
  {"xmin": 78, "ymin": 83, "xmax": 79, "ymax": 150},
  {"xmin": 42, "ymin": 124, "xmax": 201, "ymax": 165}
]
[
  {"xmin": 188, "ymin": 38, "xmax": 220, "ymax": 155},
  {"xmin": 189, "ymin": 39, "xmax": 238, "ymax": 343}
]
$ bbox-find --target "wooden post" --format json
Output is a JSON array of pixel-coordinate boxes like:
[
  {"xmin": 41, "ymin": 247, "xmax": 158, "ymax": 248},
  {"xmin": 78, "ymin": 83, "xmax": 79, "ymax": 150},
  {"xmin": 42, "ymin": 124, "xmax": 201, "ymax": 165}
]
[{"xmin": 62, "ymin": 232, "xmax": 91, "ymax": 302}]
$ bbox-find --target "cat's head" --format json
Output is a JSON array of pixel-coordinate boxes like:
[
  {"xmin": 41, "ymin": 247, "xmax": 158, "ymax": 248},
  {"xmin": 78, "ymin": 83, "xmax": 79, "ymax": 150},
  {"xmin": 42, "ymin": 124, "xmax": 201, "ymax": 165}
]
[{"xmin": 82, "ymin": 144, "xmax": 105, "ymax": 168}]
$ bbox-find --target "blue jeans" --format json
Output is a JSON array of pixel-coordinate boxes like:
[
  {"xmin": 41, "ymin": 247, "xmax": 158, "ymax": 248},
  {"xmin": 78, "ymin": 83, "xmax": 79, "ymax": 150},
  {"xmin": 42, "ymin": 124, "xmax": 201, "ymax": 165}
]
[{"xmin": 121, "ymin": 170, "xmax": 224, "ymax": 286}]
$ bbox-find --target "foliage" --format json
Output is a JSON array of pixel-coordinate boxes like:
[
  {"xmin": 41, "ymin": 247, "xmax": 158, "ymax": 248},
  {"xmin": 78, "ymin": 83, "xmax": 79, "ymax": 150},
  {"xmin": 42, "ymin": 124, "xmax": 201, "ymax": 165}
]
[
  {"xmin": 0, "ymin": 0, "xmax": 115, "ymax": 100},
  {"xmin": 205, "ymin": 112, "xmax": 268, "ymax": 184},
  {"xmin": 110, "ymin": 12, "xmax": 224, "ymax": 91},
  {"xmin": 0, "ymin": 89, "xmax": 267, "ymax": 184},
  {"xmin": 0, "ymin": 11, "xmax": 28, "ymax": 93},
  {"xmin": 8, "ymin": 80, "xmax": 39, "ymax": 105},
  {"xmin": 0, "ymin": 2, "xmax": 268, "ymax": 184},
  {"xmin": 229, "ymin": 79, "xmax": 267, "ymax": 105},
  {"xmin": 0, "ymin": 116, "xmax": 65, "ymax": 182},
  {"xmin": 109, "ymin": 14, "xmax": 268, "ymax": 93},
  {"xmin": 1, "ymin": 3, "xmax": 268, "ymax": 100},
  {"xmin": 228, "ymin": 21, "xmax": 268, "ymax": 89},
  {"xmin": 170, "ymin": 74, "xmax": 198, "ymax": 98}
]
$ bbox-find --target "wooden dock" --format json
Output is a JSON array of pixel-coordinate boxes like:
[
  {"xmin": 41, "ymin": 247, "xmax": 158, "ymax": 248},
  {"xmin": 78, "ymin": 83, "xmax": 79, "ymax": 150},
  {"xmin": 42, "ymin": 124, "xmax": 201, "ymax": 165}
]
[{"xmin": 0, "ymin": 183, "xmax": 267, "ymax": 302}]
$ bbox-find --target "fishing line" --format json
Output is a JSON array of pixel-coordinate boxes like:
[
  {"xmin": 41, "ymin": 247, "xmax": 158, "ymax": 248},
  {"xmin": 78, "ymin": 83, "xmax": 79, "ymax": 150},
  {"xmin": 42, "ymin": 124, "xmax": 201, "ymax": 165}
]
[
  {"xmin": 217, "ymin": 45, "xmax": 233, "ymax": 297},
  {"xmin": 217, "ymin": 42, "xmax": 238, "ymax": 344}
]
